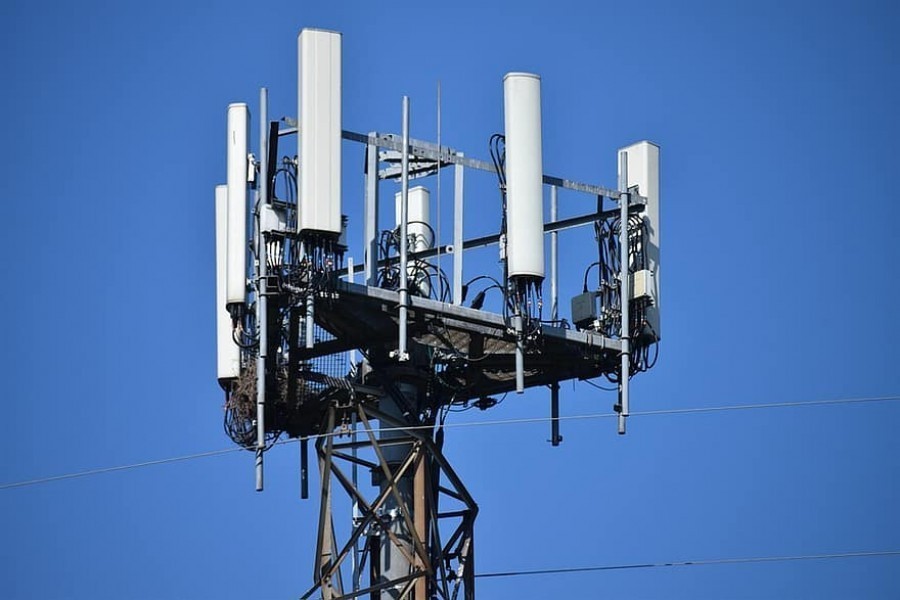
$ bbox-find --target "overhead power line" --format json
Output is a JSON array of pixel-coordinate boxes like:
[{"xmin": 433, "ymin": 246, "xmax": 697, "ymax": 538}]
[
  {"xmin": 1, "ymin": 394, "xmax": 898, "ymax": 491},
  {"xmin": 435, "ymin": 394, "xmax": 900, "ymax": 432},
  {"xmin": 0, "ymin": 447, "xmax": 244, "ymax": 490},
  {"xmin": 475, "ymin": 550, "xmax": 900, "ymax": 579}
]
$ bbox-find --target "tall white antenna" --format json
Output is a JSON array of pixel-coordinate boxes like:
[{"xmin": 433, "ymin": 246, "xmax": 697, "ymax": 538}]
[
  {"xmin": 503, "ymin": 72, "xmax": 545, "ymax": 280},
  {"xmin": 618, "ymin": 141, "xmax": 661, "ymax": 341},
  {"xmin": 215, "ymin": 184, "xmax": 240, "ymax": 381},
  {"xmin": 225, "ymin": 103, "xmax": 249, "ymax": 308},
  {"xmin": 298, "ymin": 28, "xmax": 342, "ymax": 235}
]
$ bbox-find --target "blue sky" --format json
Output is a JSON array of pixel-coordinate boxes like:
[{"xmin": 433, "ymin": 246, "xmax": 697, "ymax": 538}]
[{"xmin": 1, "ymin": 0, "xmax": 899, "ymax": 598}]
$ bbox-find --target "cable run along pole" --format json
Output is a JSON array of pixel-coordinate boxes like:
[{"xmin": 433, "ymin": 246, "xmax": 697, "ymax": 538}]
[
  {"xmin": 618, "ymin": 153, "xmax": 630, "ymax": 435},
  {"xmin": 255, "ymin": 87, "xmax": 269, "ymax": 490}
]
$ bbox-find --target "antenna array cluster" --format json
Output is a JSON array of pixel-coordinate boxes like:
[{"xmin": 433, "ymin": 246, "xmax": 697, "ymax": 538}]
[{"xmin": 214, "ymin": 27, "xmax": 660, "ymax": 599}]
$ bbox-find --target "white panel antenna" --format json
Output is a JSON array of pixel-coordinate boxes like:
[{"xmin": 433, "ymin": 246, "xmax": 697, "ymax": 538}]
[
  {"xmin": 618, "ymin": 141, "xmax": 660, "ymax": 340},
  {"xmin": 215, "ymin": 185, "xmax": 241, "ymax": 380},
  {"xmin": 298, "ymin": 28, "xmax": 342, "ymax": 235},
  {"xmin": 503, "ymin": 72, "xmax": 545, "ymax": 280},
  {"xmin": 226, "ymin": 102, "xmax": 249, "ymax": 306}
]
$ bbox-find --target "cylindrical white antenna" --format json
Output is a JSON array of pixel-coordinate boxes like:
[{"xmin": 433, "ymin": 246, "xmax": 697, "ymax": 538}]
[
  {"xmin": 396, "ymin": 186, "xmax": 433, "ymax": 296},
  {"xmin": 226, "ymin": 102, "xmax": 249, "ymax": 306},
  {"xmin": 215, "ymin": 184, "xmax": 240, "ymax": 381},
  {"xmin": 298, "ymin": 28, "xmax": 342, "ymax": 235},
  {"xmin": 395, "ymin": 186, "xmax": 433, "ymax": 252},
  {"xmin": 503, "ymin": 72, "xmax": 545, "ymax": 280}
]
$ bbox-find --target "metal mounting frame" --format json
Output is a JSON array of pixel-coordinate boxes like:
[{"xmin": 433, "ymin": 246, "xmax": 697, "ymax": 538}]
[{"xmin": 239, "ymin": 90, "xmax": 649, "ymax": 598}]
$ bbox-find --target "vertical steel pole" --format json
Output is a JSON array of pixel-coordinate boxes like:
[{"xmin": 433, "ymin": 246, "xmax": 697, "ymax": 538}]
[
  {"xmin": 347, "ymin": 253, "xmax": 360, "ymax": 593},
  {"xmin": 365, "ymin": 135, "xmax": 379, "ymax": 286},
  {"xmin": 452, "ymin": 158, "xmax": 464, "ymax": 305},
  {"xmin": 618, "ymin": 154, "xmax": 630, "ymax": 435},
  {"xmin": 550, "ymin": 185, "xmax": 561, "ymax": 445},
  {"xmin": 301, "ymin": 437, "xmax": 309, "ymax": 499},
  {"xmin": 256, "ymin": 87, "xmax": 269, "ymax": 490},
  {"xmin": 347, "ymin": 257, "xmax": 357, "ymax": 367},
  {"xmin": 550, "ymin": 382, "xmax": 561, "ymax": 445},
  {"xmin": 436, "ymin": 81, "xmax": 443, "ymax": 301},
  {"xmin": 550, "ymin": 185, "xmax": 558, "ymax": 322},
  {"xmin": 305, "ymin": 297, "xmax": 314, "ymax": 349},
  {"xmin": 398, "ymin": 97, "xmax": 410, "ymax": 361},
  {"xmin": 350, "ymin": 411, "xmax": 360, "ymax": 592},
  {"xmin": 514, "ymin": 314, "xmax": 525, "ymax": 394}
]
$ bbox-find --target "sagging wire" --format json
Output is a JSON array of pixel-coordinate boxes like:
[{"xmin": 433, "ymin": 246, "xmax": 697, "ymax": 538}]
[
  {"xmin": 489, "ymin": 133, "xmax": 507, "ymax": 191},
  {"xmin": 377, "ymin": 221, "xmax": 452, "ymax": 303},
  {"xmin": 507, "ymin": 277, "xmax": 543, "ymax": 337},
  {"xmin": 231, "ymin": 312, "xmax": 259, "ymax": 350},
  {"xmin": 489, "ymin": 133, "xmax": 511, "ymax": 302},
  {"xmin": 460, "ymin": 274, "xmax": 505, "ymax": 311}
]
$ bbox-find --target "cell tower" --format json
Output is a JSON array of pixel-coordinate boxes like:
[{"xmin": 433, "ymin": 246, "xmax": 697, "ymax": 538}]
[{"xmin": 215, "ymin": 27, "xmax": 660, "ymax": 599}]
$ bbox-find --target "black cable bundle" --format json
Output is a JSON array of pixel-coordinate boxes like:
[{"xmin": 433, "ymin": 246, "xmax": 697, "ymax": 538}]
[
  {"xmin": 590, "ymin": 212, "xmax": 659, "ymax": 380},
  {"xmin": 377, "ymin": 221, "xmax": 451, "ymax": 302}
]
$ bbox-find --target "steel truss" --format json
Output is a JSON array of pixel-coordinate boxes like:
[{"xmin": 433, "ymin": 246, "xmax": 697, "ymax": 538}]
[{"xmin": 302, "ymin": 399, "xmax": 477, "ymax": 600}]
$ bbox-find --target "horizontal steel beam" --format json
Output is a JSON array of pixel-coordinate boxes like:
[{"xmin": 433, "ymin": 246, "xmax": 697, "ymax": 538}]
[
  {"xmin": 347, "ymin": 203, "xmax": 645, "ymax": 275},
  {"xmin": 278, "ymin": 126, "xmax": 636, "ymax": 201}
]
